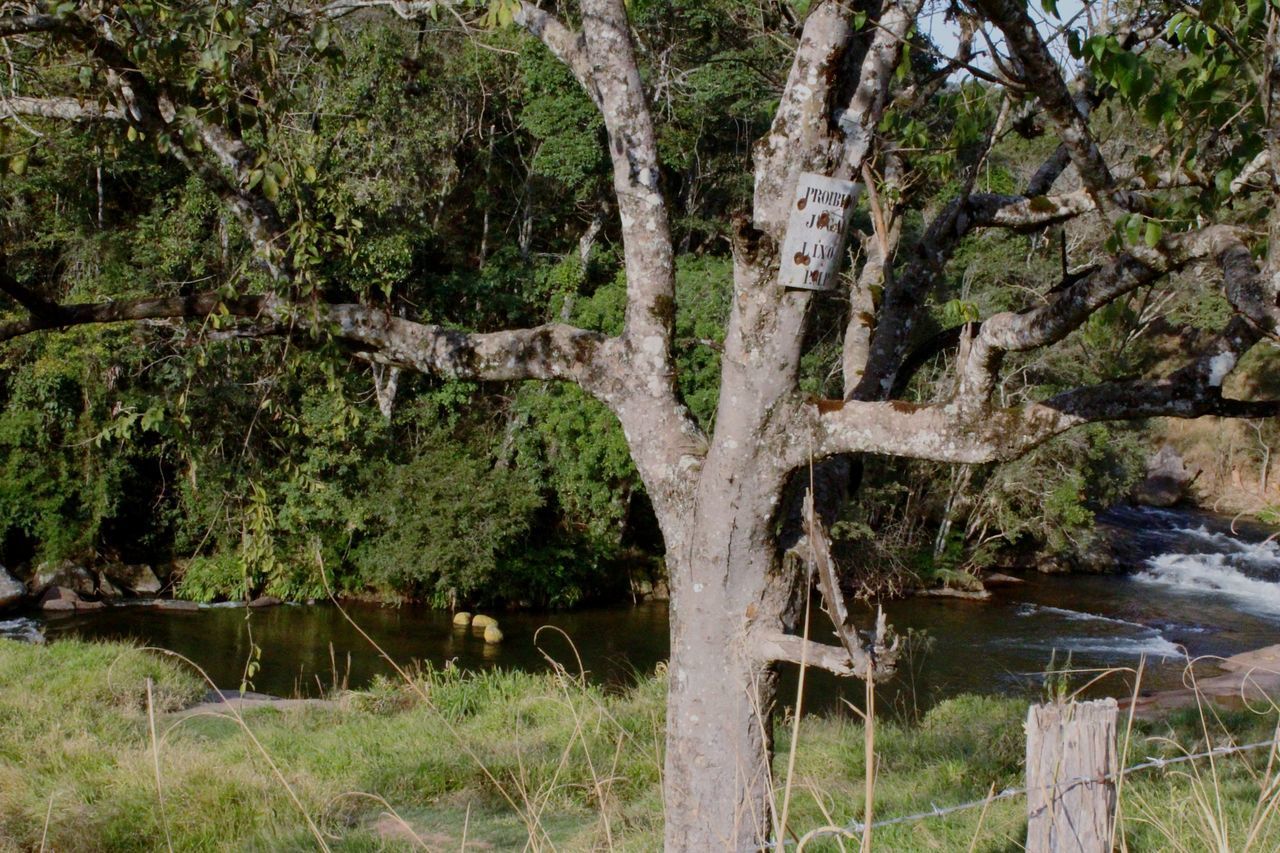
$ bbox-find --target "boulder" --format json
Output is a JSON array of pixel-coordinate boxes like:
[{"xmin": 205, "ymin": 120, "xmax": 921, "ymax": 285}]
[
  {"xmin": 452, "ymin": 611, "xmax": 472, "ymax": 626},
  {"xmin": 1133, "ymin": 444, "xmax": 1198, "ymax": 507},
  {"xmin": 28, "ymin": 562, "xmax": 97, "ymax": 598},
  {"xmin": 39, "ymin": 586, "xmax": 81, "ymax": 611},
  {"xmin": 1074, "ymin": 537, "xmax": 1118, "ymax": 574},
  {"xmin": 471, "ymin": 614, "xmax": 499, "ymax": 629},
  {"xmin": 247, "ymin": 595, "xmax": 282, "ymax": 609},
  {"xmin": 101, "ymin": 563, "xmax": 163, "ymax": 596},
  {"xmin": 483, "ymin": 624, "xmax": 504, "ymax": 644},
  {"xmin": 97, "ymin": 576, "xmax": 124, "ymax": 599},
  {"xmin": 983, "ymin": 572, "xmax": 1025, "ymax": 587},
  {"xmin": 0, "ymin": 566, "xmax": 23, "ymax": 611},
  {"xmin": 1037, "ymin": 555, "xmax": 1074, "ymax": 575}
]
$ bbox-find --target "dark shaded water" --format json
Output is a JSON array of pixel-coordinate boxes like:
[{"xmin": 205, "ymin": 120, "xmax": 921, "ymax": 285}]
[{"xmin": 4, "ymin": 506, "xmax": 1279, "ymax": 715}]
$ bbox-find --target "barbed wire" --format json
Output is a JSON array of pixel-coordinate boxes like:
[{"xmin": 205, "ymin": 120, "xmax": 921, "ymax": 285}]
[{"xmin": 781, "ymin": 736, "xmax": 1280, "ymax": 847}]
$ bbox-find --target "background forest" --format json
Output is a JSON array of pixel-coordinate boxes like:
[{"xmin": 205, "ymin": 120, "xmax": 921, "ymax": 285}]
[{"xmin": 2, "ymin": 0, "xmax": 1277, "ymax": 608}]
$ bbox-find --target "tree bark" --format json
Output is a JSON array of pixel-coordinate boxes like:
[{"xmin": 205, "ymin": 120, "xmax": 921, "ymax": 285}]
[{"xmin": 662, "ymin": 465, "xmax": 795, "ymax": 851}]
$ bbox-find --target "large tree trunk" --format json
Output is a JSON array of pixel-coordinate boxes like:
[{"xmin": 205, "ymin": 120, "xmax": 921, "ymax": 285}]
[
  {"xmin": 660, "ymin": 376, "xmax": 798, "ymax": 845},
  {"xmin": 660, "ymin": 454, "xmax": 798, "ymax": 850},
  {"xmin": 664, "ymin": 583, "xmax": 779, "ymax": 850}
]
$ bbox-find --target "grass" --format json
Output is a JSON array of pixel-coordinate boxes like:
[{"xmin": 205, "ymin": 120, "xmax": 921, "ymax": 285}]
[{"xmin": 0, "ymin": 638, "xmax": 1278, "ymax": 851}]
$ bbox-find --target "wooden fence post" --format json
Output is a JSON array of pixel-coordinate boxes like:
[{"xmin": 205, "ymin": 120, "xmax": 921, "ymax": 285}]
[{"xmin": 1025, "ymin": 698, "xmax": 1119, "ymax": 853}]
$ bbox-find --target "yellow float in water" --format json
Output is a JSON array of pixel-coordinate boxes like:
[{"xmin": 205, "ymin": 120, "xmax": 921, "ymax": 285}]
[
  {"xmin": 452, "ymin": 611, "xmax": 472, "ymax": 626},
  {"xmin": 483, "ymin": 624, "xmax": 504, "ymax": 644},
  {"xmin": 471, "ymin": 614, "xmax": 498, "ymax": 628}
]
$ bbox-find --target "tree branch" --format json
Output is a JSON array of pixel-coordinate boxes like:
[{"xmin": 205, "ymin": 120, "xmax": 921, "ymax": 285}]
[
  {"xmin": 795, "ymin": 302, "xmax": 1278, "ymax": 469},
  {"xmin": 0, "ymin": 95, "xmax": 123, "ymax": 120},
  {"xmin": 794, "ymin": 378, "xmax": 1279, "ymax": 468},
  {"xmin": 320, "ymin": 0, "xmax": 444, "ymax": 19},
  {"xmin": 0, "ymin": 264, "xmax": 65, "ymax": 322},
  {"xmin": 971, "ymin": 0, "xmax": 1118, "ymax": 210},
  {"xmin": 751, "ymin": 631, "xmax": 862, "ymax": 678},
  {"xmin": 752, "ymin": 0, "xmax": 859, "ymax": 237},
  {"xmin": 0, "ymin": 290, "xmax": 615, "ymax": 390},
  {"xmin": 0, "ymin": 13, "xmax": 60, "ymax": 38},
  {"xmin": 565, "ymin": 0, "xmax": 675, "ymax": 356},
  {"xmin": 515, "ymin": 2, "xmax": 601, "ymax": 109},
  {"xmin": 835, "ymin": 0, "xmax": 926, "ymax": 179},
  {"xmin": 803, "ymin": 491, "xmax": 898, "ymax": 681},
  {"xmin": 956, "ymin": 225, "xmax": 1278, "ymax": 403},
  {"xmin": 1, "ymin": 10, "xmax": 292, "ymax": 279}
]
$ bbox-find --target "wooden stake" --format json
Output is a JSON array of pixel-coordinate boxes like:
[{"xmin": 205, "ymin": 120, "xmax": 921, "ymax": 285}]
[{"xmin": 1026, "ymin": 699, "xmax": 1118, "ymax": 853}]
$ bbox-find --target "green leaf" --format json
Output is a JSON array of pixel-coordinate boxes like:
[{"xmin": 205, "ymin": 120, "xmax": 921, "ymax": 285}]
[
  {"xmin": 262, "ymin": 172, "xmax": 279, "ymax": 201},
  {"xmin": 1123, "ymin": 214, "xmax": 1142, "ymax": 245},
  {"xmin": 141, "ymin": 406, "xmax": 165, "ymax": 431},
  {"xmin": 312, "ymin": 22, "xmax": 330, "ymax": 52},
  {"xmin": 8, "ymin": 153, "xmax": 26, "ymax": 175},
  {"xmin": 1144, "ymin": 220, "xmax": 1162, "ymax": 247}
]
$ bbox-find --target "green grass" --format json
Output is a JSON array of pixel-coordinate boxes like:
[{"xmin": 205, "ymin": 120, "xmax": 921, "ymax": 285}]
[{"xmin": 0, "ymin": 638, "xmax": 1278, "ymax": 851}]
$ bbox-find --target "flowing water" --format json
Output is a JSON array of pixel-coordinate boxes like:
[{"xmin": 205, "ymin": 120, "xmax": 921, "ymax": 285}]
[{"xmin": 3, "ymin": 506, "xmax": 1278, "ymax": 715}]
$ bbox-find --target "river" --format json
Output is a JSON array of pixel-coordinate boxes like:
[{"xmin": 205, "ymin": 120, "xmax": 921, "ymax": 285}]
[{"xmin": 2, "ymin": 506, "xmax": 1278, "ymax": 715}]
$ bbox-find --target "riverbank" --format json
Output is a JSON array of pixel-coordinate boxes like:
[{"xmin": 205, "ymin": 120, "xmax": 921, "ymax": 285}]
[{"xmin": 2, "ymin": 638, "xmax": 1278, "ymax": 850}]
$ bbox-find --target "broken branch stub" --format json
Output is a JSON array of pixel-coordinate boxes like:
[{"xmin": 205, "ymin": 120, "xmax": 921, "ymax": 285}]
[{"xmin": 803, "ymin": 492, "xmax": 899, "ymax": 680}]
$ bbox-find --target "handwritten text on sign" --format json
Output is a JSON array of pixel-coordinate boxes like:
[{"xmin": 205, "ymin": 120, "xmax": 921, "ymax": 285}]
[{"xmin": 779, "ymin": 173, "xmax": 862, "ymax": 291}]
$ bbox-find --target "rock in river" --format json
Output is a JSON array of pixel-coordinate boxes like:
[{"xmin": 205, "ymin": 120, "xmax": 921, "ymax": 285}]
[
  {"xmin": 102, "ymin": 563, "xmax": 163, "ymax": 596},
  {"xmin": 0, "ymin": 566, "xmax": 23, "ymax": 611},
  {"xmin": 1133, "ymin": 444, "xmax": 1198, "ymax": 507},
  {"xmin": 28, "ymin": 561, "xmax": 97, "ymax": 598},
  {"xmin": 39, "ymin": 586, "xmax": 102, "ymax": 611}
]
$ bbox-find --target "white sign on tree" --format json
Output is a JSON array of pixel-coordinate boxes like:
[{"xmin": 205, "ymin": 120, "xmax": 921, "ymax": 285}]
[{"xmin": 779, "ymin": 172, "xmax": 862, "ymax": 291}]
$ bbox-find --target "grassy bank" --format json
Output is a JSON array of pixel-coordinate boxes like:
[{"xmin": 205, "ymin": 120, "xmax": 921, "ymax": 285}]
[{"xmin": 0, "ymin": 639, "xmax": 1278, "ymax": 851}]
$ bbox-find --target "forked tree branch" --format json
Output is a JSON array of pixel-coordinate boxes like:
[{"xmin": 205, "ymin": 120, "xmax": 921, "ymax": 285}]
[
  {"xmin": 0, "ymin": 9, "xmax": 294, "ymax": 279},
  {"xmin": 955, "ymin": 226, "xmax": 1280, "ymax": 403}
]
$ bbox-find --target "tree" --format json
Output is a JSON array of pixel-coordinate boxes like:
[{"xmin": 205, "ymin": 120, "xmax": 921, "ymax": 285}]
[{"xmin": 2, "ymin": 0, "xmax": 1279, "ymax": 848}]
